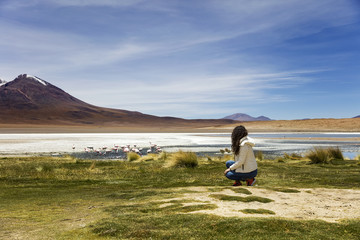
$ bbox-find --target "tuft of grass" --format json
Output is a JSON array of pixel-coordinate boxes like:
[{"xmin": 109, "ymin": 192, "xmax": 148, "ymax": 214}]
[
  {"xmin": 284, "ymin": 153, "xmax": 303, "ymax": 160},
  {"xmin": 127, "ymin": 152, "xmax": 141, "ymax": 161},
  {"xmin": 255, "ymin": 151, "xmax": 264, "ymax": 160},
  {"xmin": 306, "ymin": 147, "xmax": 344, "ymax": 164},
  {"xmin": 168, "ymin": 150, "xmax": 198, "ymax": 168},
  {"xmin": 176, "ymin": 204, "xmax": 218, "ymax": 213},
  {"xmin": 210, "ymin": 194, "xmax": 273, "ymax": 203},
  {"xmin": 158, "ymin": 151, "xmax": 169, "ymax": 161},
  {"xmin": 240, "ymin": 208, "xmax": 276, "ymax": 215},
  {"xmin": 89, "ymin": 161, "xmax": 96, "ymax": 170},
  {"xmin": 327, "ymin": 147, "xmax": 344, "ymax": 161},
  {"xmin": 138, "ymin": 155, "xmax": 155, "ymax": 162},
  {"xmin": 231, "ymin": 187, "xmax": 252, "ymax": 195},
  {"xmin": 268, "ymin": 187, "xmax": 300, "ymax": 193},
  {"xmin": 306, "ymin": 147, "xmax": 330, "ymax": 164}
]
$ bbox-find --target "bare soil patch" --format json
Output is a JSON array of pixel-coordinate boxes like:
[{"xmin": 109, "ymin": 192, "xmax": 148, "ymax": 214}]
[
  {"xmin": 218, "ymin": 118, "xmax": 360, "ymax": 132},
  {"xmin": 165, "ymin": 187, "xmax": 360, "ymax": 222},
  {"xmin": 1, "ymin": 118, "xmax": 359, "ymax": 133}
]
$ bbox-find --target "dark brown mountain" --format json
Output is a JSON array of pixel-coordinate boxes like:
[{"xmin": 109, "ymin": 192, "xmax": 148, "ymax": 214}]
[{"xmin": 0, "ymin": 74, "xmax": 235, "ymax": 128}]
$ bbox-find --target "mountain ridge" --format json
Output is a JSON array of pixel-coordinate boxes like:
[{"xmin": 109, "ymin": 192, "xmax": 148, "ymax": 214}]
[
  {"xmin": 223, "ymin": 113, "xmax": 271, "ymax": 121},
  {"xmin": 0, "ymin": 74, "xmax": 235, "ymax": 128}
]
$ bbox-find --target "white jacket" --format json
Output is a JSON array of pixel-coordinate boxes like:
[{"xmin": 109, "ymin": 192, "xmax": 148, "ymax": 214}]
[{"xmin": 229, "ymin": 136, "xmax": 257, "ymax": 173}]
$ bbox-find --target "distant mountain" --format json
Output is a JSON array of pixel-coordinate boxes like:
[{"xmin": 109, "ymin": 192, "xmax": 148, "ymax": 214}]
[
  {"xmin": 354, "ymin": 115, "xmax": 360, "ymax": 118},
  {"xmin": 0, "ymin": 74, "xmax": 235, "ymax": 128},
  {"xmin": 223, "ymin": 113, "xmax": 271, "ymax": 122}
]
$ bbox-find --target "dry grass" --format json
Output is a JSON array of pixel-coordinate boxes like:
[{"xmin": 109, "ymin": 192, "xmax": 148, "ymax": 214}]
[
  {"xmin": 167, "ymin": 150, "xmax": 198, "ymax": 168},
  {"xmin": 306, "ymin": 147, "xmax": 344, "ymax": 164},
  {"xmin": 127, "ymin": 152, "xmax": 141, "ymax": 161}
]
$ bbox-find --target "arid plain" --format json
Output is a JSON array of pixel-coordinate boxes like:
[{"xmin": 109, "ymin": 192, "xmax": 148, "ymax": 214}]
[{"xmin": 0, "ymin": 117, "xmax": 359, "ymax": 133}]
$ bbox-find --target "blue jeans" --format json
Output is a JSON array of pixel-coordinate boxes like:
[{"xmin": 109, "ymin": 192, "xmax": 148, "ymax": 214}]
[{"xmin": 225, "ymin": 160, "xmax": 257, "ymax": 181}]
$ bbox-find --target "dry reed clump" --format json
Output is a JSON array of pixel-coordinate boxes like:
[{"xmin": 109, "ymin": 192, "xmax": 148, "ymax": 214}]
[
  {"xmin": 306, "ymin": 147, "xmax": 344, "ymax": 164},
  {"xmin": 167, "ymin": 150, "xmax": 198, "ymax": 168},
  {"xmin": 127, "ymin": 152, "xmax": 141, "ymax": 162},
  {"xmin": 255, "ymin": 151, "xmax": 263, "ymax": 160},
  {"xmin": 137, "ymin": 154, "xmax": 158, "ymax": 162},
  {"xmin": 158, "ymin": 151, "xmax": 169, "ymax": 161}
]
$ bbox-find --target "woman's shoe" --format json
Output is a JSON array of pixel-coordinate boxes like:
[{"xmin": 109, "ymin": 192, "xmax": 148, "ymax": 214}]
[
  {"xmin": 232, "ymin": 181, "xmax": 242, "ymax": 186},
  {"xmin": 246, "ymin": 178, "xmax": 256, "ymax": 186}
]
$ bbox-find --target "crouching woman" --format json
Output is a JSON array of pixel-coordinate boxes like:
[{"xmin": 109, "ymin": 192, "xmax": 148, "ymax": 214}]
[{"xmin": 224, "ymin": 125, "xmax": 257, "ymax": 186}]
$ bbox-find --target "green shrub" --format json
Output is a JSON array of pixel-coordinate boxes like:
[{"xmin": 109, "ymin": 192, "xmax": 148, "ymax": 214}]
[
  {"xmin": 169, "ymin": 151, "xmax": 198, "ymax": 168},
  {"xmin": 127, "ymin": 152, "xmax": 141, "ymax": 162}
]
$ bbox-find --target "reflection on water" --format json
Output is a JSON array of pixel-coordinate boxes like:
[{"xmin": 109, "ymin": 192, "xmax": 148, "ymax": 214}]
[{"xmin": 0, "ymin": 132, "xmax": 359, "ymax": 159}]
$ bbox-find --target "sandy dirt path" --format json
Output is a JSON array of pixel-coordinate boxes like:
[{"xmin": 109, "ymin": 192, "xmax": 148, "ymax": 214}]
[{"xmin": 165, "ymin": 187, "xmax": 360, "ymax": 222}]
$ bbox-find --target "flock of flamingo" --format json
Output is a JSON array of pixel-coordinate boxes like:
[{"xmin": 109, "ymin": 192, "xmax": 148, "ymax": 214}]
[{"xmin": 72, "ymin": 142, "xmax": 163, "ymax": 156}]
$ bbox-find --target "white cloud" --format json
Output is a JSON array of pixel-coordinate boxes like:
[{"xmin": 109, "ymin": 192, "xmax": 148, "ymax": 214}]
[
  {"xmin": 68, "ymin": 69, "xmax": 320, "ymax": 118},
  {"xmin": 1, "ymin": 0, "xmax": 358, "ymax": 119}
]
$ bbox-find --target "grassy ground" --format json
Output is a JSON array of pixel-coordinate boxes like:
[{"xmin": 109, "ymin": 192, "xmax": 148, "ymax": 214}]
[{"xmin": 0, "ymin": 154, "xmax": 360, "ymax": 239}]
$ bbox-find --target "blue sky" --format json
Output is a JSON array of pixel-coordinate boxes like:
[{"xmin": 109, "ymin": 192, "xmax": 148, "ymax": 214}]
[{"xmin": 0, "ymin": 0, "xmax": 359, "ymax": 120}]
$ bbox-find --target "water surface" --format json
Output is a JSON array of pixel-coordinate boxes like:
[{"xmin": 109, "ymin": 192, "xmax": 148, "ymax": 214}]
[{"xmin": 0, "ymin": 132, "xmax": 359, "ymax": 159}]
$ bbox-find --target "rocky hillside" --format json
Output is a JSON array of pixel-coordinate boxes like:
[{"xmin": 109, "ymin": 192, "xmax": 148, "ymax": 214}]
[{"xmin": 0, "ymin": 74, "xmax": 235, "ymax": 128}]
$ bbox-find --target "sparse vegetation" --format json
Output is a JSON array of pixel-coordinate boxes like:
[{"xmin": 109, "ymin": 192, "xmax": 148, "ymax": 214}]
[
  {"xmin": 283, "ymin": 152, "xmax": 303, "ymax": 160},
  {"xmin": 306, "ymin": 147, "xmax": 344, "ymax": 164},
  {"xmin": 240, "ymin": 208, "xmax": 276, "ymax": 215},
  {"xmin": 210, "ymin": 194, "xmax": 273, "ymax": 203},
  {"xmin": 231, "ymin": 187, "xmax": 252, "ymax": 195},
  {"xmin": 268, "ymin": 187, "xmax": 300, "ymax": 193},
  {"xmin": 127, "ymin": 152, "xmax": 141, "ymax": 161},
  {"xmin": 255, "ymin": 150, "xmax": 264, "ymax": 160},
  {"xmin": 158, "ymin": 151, "xmax": 169, "ymax": 161},
  {"xmin": 327, "ymin": 146, "xmax": 344, "ymax": 161},
  {"xmin": 168, "ymin": 150, "xmax": 198, "ymax": 168},
  {"xmin": 0, "ymin": 152, "xmax": 360, "ymax": 239}
]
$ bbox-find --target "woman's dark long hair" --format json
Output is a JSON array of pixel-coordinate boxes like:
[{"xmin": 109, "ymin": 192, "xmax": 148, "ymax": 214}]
[{"xmin": 231, "ymin": 125, "xmax": 248, "ymax": 155}]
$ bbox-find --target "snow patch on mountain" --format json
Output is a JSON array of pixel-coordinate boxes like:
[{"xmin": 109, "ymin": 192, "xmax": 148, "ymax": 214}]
[
  {"xmin": 0, "ymin": 78, "xmax": 7, "ymax": 86},
  {"xmin": 25, "ymin": 74, "xmax": 47, "ymax": 86}
]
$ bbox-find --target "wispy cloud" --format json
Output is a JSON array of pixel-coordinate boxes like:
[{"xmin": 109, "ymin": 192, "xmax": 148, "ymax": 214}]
[
  {"xmin": 69, "ymin": 69, "xmax": 322, "ymax": 118},
  {"xmin": 1, "ymin": 0, "xmax": 145, "ymax": 9},
  {"xmin": 1, "ymin": 0, "xmax": 359, "ymax": 119}
]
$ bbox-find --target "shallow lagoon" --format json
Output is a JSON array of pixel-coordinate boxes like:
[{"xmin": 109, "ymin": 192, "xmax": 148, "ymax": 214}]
[{"xmin": 0, "ymin": 132, "xmax": 359, "ymax": 159}]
